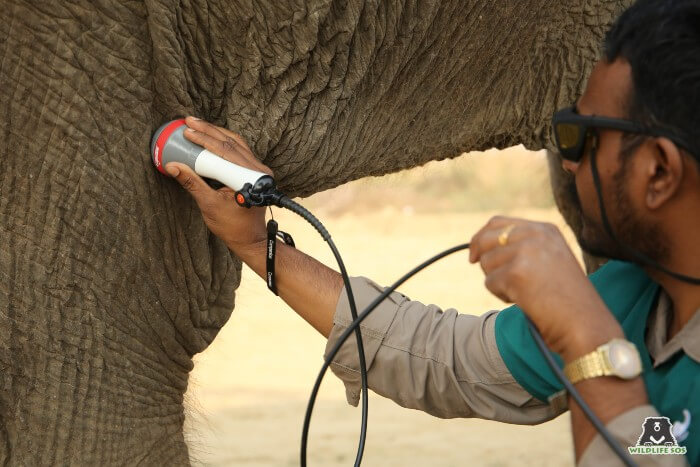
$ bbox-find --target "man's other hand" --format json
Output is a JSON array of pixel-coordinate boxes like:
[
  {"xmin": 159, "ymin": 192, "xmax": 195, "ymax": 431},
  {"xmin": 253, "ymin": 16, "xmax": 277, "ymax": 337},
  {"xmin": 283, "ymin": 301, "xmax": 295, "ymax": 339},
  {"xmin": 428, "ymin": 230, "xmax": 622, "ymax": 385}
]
[{"xmin": 469, "ymin": 216, "xmax": 622, "ymax": 360}]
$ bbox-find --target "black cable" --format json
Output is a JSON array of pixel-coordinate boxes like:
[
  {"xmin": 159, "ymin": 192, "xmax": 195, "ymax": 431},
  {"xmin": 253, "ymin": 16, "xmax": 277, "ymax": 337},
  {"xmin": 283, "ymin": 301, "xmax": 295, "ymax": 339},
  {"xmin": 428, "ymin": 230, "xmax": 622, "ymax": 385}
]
[
  {"xmin": 313, "ymin": 242, "xmax": 636, "ymax": 466},
  {"xmin": 274, "ymin": 196, "xmax": 369, "ymax": 467},
  {"xmin": 525, "ymin": 318, "xmax": 637, "ymax": 467},
  {"xmin": 302, "ymin": 243, "xmax": 469, "ymax": 465},
  {"xmin": 268, "ymin": 189, "xmax": 636, "ymax": 465}
]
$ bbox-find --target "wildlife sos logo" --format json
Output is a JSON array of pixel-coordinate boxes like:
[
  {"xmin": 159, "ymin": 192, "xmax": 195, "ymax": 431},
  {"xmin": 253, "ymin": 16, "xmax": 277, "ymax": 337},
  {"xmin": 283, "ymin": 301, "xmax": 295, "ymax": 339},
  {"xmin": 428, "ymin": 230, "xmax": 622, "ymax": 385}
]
[{"xmin": 628, "ymin": 416, "xmax": 688, "ymax": 456}]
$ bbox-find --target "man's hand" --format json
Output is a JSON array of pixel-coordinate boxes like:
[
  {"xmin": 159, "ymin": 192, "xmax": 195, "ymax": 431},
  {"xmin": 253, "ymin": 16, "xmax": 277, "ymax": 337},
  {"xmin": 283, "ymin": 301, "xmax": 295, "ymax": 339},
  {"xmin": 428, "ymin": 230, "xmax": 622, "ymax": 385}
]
[
  {"xmin": 164, "ymin": 116, "xmax": 342, "ymax": 336},
  {"xmin": 165, "ymin": 116, "xmax": 272, "ymax": 255},
  {"xmin": 469, "ymin": 216, "xmax": 623, "ymax": 361}
]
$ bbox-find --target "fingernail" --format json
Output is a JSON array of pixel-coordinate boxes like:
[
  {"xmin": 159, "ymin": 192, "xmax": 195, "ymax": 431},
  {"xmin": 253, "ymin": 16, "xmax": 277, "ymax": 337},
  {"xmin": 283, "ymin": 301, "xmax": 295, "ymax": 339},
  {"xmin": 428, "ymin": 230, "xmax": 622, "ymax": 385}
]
[
  {"xmin": 166, "ymin": 165, "xmax": 180, "ymax": 177},
  {"xmin": 189, "ymin": 116, "xmax": 201, "ymax": 121},
  {"xmin": 185, "ymin": 128, "xmax": 197, "ymax": 134}
]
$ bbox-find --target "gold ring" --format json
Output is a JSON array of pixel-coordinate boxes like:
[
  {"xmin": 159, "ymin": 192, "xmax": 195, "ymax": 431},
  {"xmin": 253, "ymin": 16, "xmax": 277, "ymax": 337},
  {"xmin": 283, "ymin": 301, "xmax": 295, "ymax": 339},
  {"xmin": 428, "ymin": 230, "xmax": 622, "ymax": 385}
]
[{"xmin": 498, "ymin": 224, "xmax": 516, "ymax": 246}]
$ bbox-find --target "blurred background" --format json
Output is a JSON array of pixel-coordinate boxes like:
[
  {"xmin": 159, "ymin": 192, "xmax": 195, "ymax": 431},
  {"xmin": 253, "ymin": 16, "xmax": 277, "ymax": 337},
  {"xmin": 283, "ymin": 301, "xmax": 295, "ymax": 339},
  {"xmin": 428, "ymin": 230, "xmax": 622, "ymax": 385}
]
[{"xmin": 184, "ymin": 146, "xmax": 580, "ymax": 466}]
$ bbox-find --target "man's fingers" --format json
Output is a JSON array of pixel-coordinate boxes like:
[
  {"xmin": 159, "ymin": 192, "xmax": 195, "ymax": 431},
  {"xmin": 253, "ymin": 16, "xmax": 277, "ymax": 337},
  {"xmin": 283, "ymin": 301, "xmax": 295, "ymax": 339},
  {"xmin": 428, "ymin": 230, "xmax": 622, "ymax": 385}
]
[
  {"xmin": 166, "ymin": 162, "xmax": 215, "ymax": 205},
  {"xmin": 185, "ymin": 116, "xmax": 250, "ymax": 152},
  {"xmin": 478, "ymin": 243, "xmax": 519, "ymax": 275},
  {"xmin": 183, "ymin": 117, "xmax": 273, "ymax": 176},
  {"xmin": 184, "ymin": 116, "xmax": 229, "ymax": 141},
  {"xmin": 182, "ymin": 126, "xmax": 240, "ymax": 162},
  {"xmin": 214, "ymin": 125, "xmax": 253, "ymax": 152},
  {"xmin": 470, "ymin": 220, "xmax": 524, "ymax": 263},
  {"xmin": 470, "ymin": 216, "xmax": 517, "ymax": 262},
  {"xmin": 185, "ymin": 116, "xmax": 249, "ymax": 148},
  {"xmin": 483, "ymin": 266, "xmax": 515, "ymax": 304}
]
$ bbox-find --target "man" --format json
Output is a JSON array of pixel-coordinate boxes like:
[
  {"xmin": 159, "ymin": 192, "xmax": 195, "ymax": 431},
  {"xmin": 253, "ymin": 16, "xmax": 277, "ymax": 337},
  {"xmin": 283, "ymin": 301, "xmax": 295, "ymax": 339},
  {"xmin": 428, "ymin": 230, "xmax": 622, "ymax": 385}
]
[{"xmin": 164, "ymin": 0, "xmax": 698, "ymax": 464}]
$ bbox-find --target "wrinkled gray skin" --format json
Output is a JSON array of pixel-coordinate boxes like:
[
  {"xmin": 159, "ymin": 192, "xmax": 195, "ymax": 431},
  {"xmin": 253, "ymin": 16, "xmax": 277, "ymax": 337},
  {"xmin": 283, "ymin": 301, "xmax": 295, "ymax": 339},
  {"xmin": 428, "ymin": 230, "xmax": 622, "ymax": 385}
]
[{"xmin": 0, "ymin": 0, "xmax": 630, "ymax": 464}]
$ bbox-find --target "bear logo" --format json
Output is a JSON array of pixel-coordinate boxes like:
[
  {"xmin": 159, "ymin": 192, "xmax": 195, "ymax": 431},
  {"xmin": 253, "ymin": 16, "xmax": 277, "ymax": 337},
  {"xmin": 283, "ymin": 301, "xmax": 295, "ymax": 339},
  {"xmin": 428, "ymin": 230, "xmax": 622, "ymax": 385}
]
[{"xmin": 636, "ymin": 417, "xmax": 678, "ymax": 447}]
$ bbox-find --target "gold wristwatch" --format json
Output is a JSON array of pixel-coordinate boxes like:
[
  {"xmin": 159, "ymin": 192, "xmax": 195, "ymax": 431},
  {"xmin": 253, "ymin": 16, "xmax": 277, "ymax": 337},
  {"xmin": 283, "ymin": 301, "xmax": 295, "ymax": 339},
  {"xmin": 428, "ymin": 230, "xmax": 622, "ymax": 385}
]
[{"xmin": 563, "ymin": 338, "xmax": 642, "ymax": 384}]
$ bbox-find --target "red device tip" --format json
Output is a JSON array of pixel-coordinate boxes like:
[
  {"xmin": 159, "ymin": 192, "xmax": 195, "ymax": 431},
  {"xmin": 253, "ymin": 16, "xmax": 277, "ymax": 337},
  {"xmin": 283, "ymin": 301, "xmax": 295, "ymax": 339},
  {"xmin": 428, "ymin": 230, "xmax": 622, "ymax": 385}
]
[{"xmin": 153, "ymin": 119, "xmax": 186, "ymax": 175}]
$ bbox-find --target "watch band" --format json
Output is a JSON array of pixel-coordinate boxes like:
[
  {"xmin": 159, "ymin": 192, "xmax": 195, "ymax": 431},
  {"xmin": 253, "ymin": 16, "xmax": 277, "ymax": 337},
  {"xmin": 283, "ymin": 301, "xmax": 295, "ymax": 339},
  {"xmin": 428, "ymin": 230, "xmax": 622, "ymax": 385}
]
[
  {"xmin": 563, "ymin": 348, "xmax": 611, "ymax": 384},
  {"xmin": 563, "ymin": 338, "xmax": 642, "ymax": 384}
]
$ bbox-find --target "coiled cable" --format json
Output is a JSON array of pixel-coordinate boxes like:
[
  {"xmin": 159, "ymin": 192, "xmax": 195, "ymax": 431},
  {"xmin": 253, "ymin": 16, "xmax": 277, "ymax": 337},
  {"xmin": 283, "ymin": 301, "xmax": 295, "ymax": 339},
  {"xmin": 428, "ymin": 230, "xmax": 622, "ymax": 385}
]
[
  {"xmin": 272, "ymin": 193, "xmax": 636, "ymax": 466},
  {"xmin": 305, "ymin": 242, "xmax": 637, "ymax": 466},
  {"xmin": 275, "ymin": 196, "xmax": 369, "ymax": 466}
]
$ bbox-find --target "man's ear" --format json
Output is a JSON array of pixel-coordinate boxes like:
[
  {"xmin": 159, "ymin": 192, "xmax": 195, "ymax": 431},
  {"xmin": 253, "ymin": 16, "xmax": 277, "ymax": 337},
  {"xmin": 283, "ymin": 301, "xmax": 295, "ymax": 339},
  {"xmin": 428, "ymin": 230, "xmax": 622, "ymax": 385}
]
[{"xmin": 646, "ymin": 137, "xmax": 684, "ymax": 209}]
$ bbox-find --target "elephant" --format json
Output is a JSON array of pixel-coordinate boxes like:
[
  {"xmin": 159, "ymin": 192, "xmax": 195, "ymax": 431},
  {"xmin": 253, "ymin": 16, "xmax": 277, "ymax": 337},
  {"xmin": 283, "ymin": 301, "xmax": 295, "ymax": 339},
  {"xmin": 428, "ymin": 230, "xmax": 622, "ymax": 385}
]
[{"xmin": 0, "ymin": 0, "xmax": 631, "ymax": 464}]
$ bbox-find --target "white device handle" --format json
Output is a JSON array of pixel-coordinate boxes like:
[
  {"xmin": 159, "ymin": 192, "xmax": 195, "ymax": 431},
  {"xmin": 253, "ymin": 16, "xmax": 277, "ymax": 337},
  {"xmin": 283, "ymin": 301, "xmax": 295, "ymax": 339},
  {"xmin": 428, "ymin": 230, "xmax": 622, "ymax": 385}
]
[{"xmin": 194, "ymin": 149, "xmax": 269, "ymax": 191}]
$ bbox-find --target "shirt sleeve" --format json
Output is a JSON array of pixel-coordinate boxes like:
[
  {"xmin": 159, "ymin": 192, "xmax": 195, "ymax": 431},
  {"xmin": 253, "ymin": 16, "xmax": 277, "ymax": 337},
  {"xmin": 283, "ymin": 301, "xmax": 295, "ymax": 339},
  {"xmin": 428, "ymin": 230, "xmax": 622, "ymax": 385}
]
[
  {"xmin": 494, "ymin": 260, "xmax": 657, "ymax": 403},
  {"xmin": 579, "ymin": 405, "xmax": 689, "ymax": 467},
  {"xmin": 323, "ymin": 276, "xmax": 567, "ymax": 423}
]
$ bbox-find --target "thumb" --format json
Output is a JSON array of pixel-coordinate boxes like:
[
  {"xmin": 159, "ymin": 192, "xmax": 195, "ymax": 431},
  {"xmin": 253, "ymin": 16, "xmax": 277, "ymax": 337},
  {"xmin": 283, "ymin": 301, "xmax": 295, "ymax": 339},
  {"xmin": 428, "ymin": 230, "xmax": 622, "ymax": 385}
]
[{"xmin": 165, "ymin": 162, "xmax": 214, "ymax": 204}]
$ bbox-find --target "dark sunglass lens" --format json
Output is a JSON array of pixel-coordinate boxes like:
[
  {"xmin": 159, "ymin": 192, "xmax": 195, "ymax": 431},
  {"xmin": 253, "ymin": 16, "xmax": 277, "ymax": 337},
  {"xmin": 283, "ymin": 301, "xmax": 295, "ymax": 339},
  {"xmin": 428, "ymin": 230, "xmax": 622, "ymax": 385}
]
[{"xmin": 555, "ymin": 123, "xmax": 582, "ymax": 150}]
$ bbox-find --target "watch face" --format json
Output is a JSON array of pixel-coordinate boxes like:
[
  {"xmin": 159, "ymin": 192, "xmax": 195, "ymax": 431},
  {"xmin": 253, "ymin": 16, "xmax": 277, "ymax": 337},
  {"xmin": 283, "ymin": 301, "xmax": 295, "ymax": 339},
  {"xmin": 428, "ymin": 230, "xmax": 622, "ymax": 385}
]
[{"xmin": 608, "ymin": 340, "xmax": 642, "ymax": 379}]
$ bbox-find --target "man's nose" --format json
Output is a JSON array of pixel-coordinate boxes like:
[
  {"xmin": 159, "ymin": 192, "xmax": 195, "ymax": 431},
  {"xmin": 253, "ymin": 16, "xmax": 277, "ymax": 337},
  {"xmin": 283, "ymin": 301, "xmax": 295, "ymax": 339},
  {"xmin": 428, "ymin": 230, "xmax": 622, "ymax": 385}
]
[{"xmin": 561, "ymin": 158, "xmax": 580, "ymax": 174}]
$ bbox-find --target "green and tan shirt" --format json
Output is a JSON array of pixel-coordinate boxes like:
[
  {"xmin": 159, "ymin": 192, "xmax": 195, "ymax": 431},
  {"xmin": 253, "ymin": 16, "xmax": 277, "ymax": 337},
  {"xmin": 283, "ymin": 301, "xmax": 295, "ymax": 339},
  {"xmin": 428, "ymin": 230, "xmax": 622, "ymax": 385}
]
[{"xmin": 325, "ymin": 261, "xmax": 697, "ymax": 466}]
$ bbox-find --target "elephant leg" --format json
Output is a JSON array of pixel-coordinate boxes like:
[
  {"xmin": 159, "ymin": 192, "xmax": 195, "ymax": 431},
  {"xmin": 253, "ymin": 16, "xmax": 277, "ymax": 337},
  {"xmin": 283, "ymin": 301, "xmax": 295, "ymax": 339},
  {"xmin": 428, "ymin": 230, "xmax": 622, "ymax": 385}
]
[{"xmin": 0, "ymin": 1, "xmax": 241, "ymax": 464}]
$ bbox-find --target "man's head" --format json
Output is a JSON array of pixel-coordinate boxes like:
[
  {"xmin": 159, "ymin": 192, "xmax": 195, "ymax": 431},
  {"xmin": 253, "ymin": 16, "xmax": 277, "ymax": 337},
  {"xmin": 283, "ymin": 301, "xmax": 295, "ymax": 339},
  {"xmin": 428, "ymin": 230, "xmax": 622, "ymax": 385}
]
[{"xmin": 557, "ymin": 0, "xmax": 700, "ymax": 264}]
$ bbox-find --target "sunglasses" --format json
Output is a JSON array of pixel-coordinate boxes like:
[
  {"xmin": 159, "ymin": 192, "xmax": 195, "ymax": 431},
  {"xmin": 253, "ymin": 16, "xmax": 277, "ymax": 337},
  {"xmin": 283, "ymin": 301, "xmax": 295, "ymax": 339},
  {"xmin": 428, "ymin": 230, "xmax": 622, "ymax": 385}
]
[{"xmin": 552, "ymin": 106, "xmax": 690, "ymax": 162}]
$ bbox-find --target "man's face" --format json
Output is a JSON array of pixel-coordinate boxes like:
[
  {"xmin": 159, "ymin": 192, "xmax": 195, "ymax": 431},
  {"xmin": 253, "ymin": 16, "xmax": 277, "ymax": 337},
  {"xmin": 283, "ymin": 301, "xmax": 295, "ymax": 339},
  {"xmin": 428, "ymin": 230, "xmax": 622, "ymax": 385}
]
[{"xmin": 562, "ymin": 59, "xmax": 669, "ymax": 263}]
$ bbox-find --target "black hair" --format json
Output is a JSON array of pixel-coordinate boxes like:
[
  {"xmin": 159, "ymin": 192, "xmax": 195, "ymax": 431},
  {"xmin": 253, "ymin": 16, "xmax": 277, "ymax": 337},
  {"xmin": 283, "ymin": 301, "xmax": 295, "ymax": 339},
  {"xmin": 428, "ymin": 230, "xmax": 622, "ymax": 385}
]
[{"xmin": 604, "ymin": 0, "xmax": 700, "ymax": 162}]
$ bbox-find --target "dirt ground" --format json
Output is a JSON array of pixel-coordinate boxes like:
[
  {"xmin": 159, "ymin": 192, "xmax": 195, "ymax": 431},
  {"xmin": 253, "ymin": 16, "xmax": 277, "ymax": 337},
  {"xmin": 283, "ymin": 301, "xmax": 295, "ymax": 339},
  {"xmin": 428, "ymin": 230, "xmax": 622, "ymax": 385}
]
[{"xmin": 184, "ymin": 149, "xmax": 579, "ymax": 466}]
